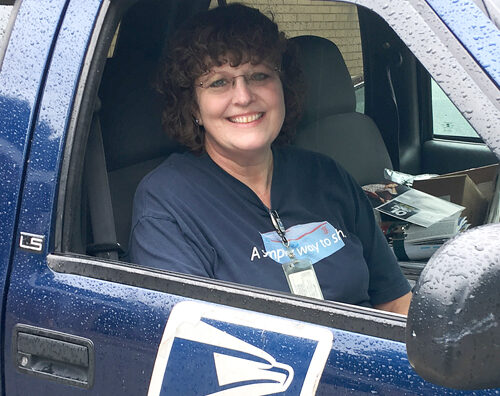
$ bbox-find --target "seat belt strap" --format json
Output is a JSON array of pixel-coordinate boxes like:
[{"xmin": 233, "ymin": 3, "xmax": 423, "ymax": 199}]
[
  {"xmin": 385, "ymin": 48, "xmax": 402, "ymax": 170},
  {"xmin": 84, "ymin": 110, "xmax": 122, "ymax": 260}
]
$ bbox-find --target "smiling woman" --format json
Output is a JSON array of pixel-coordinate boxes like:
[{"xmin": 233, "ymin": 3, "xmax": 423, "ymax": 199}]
[
  {"xmin": 128, "ymin": 3, "xmax": 412, "ymax": 314},
  {"xmin": 156, "ymin": 3, "xmax": 303, "ymax": 153}
]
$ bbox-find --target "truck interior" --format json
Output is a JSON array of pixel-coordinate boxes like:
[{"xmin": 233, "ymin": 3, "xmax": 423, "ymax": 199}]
[{"xmin": 61, "ymin": 0, "xmax": 499, "ymax": 286}]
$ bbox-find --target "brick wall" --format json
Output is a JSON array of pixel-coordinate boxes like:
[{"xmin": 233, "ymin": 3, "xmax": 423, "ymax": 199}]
[{"xmin": 223, "ymin": 0, "xmax": 363, "ymax": 80}]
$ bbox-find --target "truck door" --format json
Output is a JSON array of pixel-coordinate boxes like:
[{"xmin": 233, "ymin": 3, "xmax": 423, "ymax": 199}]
[{"xmin": 0, "ymin": 0, "xmax": 69, "ymax": 388}]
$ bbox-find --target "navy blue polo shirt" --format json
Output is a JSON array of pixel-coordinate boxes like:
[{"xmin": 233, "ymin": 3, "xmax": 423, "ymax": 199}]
[{"xmin": 129, "ymin": 145, "xmax": 410, "ymax": 306}]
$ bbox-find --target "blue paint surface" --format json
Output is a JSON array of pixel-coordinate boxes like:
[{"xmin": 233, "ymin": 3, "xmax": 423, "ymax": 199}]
[
  {"xmin": 426, "ymin": 0, "xmax": 500, "ymax": 85},
  {"xmin": 0, "ymin": 1, "xmax": 67, "ymax": 391}
]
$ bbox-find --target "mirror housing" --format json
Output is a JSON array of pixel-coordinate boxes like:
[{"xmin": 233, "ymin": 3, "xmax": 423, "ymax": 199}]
[{"xmin": 406, "ymin": 223, "xmax": 500, "ymax": 390}]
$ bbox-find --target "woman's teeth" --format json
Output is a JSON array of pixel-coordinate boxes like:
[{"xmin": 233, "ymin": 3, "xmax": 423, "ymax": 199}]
[{"xmin": 229, "ymin": 113, "xmax": 263, "ymax": 123}]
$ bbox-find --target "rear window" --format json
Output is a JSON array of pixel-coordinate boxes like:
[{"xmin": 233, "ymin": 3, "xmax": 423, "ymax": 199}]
[{"xmin": 431, "ymin": 78, "xmax": 480, "ymax": 139}]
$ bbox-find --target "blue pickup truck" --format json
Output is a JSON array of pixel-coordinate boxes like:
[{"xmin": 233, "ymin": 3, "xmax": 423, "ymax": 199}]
[{"xmin": 1, "ymin": 0, "xmax": 499, "ymax": 394}]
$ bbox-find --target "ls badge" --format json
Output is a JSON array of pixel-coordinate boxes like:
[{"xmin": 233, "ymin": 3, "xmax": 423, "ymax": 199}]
[
  {"xmin": 148, "ymin": 301, "xmax": 333, "ymax": 396},
  {"xmin": 19, "ymin": 232, "xmax": 45, "ymax": 253}
]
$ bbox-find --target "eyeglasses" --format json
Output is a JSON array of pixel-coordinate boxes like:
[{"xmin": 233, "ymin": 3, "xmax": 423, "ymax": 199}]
[{"xmin": 197, "ymin": 65, "xmax": 281, "ymax": 94}]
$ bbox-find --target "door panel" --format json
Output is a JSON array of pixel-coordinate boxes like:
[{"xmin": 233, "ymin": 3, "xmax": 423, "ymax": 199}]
[
  {"xmin": 422, "ymin": 139, "xmax": 498, "ymax": 175},
  {"xmin": 0, "ymin": 0, "xmax": 68, "ymax": 390},
  {"xmin": 2, "ymin": 0, "xmax": 109, "ymax": 394}
]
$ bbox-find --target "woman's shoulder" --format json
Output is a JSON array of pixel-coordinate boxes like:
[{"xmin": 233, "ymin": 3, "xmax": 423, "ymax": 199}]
[{"xmin": 136, "ymin": 151, "xmax": 208, "ymax": 195}]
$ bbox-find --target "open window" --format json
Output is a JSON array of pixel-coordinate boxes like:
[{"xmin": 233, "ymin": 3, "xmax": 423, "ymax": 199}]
[
  {"xmin": 62, "ymin": 0, "xmax": 373, "ymax": 260},
  {"xmin": 57, "ymin": 0, "xmax": 498, "ymax": 328}
]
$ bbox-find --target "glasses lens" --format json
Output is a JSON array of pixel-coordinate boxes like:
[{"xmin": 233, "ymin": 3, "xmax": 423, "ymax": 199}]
[
  {"xmin": 201, "ymin": 75, "xmax": 232, "ymax": 93},
  {"xmin": 199, "ymin": 65, "xmax": 278, "ymax": 94}
]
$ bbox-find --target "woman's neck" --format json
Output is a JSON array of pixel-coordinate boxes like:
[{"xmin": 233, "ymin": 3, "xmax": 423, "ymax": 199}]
[{"xmin": 206, "ymin": 146, "xmax": 274, "ymax": 208}]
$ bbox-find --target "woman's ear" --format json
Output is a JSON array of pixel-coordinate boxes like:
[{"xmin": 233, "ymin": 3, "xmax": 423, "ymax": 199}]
[
  {"xmin": 193, "ymin": 115, "xmax": 202, "ymax": 126},
  {"xmin": 192, "ymin": 107, "xmax": 203, "ymax": 126}
]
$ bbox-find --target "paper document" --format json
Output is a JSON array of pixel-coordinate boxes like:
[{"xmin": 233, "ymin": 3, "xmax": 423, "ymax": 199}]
[{"xmin": 376, "ymin": 188, "xmax": 464, "ymax": 227}]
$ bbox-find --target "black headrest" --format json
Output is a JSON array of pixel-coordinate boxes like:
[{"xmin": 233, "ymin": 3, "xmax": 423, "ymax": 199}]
[
  {"xmin": 99, "ymin": 0, "xmax": 187, "ymax": 172},
  {"xmin": 114, "ymin": 0, "xmax": 172, "ymax": 61},
  {"xmin": 291, "ymin": 35, "xmax": 356, "ymax": 125},
  {"xmin": 99, "ymin": 56, "xmax": 183, "ymax": 172}
]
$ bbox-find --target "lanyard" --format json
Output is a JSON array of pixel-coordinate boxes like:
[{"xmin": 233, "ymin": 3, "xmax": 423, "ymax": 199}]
[
  {"xmin": 269, "ymin": 210, "xmax": 296, "ymax": 259},
  {"xmin": 269, "ymin": 210, "xmax": 288, "ymax": 246},
  {"xmin": 269, "ymin": 210, "xmax": 324, "ymax": 300}
]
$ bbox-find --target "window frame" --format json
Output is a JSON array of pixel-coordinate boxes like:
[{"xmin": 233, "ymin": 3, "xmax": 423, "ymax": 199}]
[
  {"xmin": 55, "ymin": 0, "xmax": 499, "ymax": 345},
  {"xmin": 418, "ymin": 65, "xmax": 486, "ymax": 144},
  {"xmin": 55, "ymin": 0, "xmax": 411, "ymax": 343},
  {"xmin": 48, "ymin": 253, "xmax": 408, "ymax": 341}
]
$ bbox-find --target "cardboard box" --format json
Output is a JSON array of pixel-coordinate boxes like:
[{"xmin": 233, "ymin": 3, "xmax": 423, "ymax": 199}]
[
  {"xmin": 438, "ymin": 163, "xmax": 499, "ymax": 202},
  {"xmin": 413, "ymin": 174, "xmax": 488, "ymax": 227}
]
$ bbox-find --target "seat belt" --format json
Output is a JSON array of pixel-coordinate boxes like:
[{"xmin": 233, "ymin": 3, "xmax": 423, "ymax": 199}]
[
  {"xmin": 385, "ymin": 45, "xmax": 402, "ymax": 170},
  {"xmin": 84, "ymin": 100, "xmax": 122, "ymax": 260}
]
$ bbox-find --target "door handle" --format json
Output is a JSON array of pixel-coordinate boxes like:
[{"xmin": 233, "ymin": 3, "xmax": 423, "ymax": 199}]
[{"xmin": 13, "ymin": 324, "xmax": 94, "ymax": 388}]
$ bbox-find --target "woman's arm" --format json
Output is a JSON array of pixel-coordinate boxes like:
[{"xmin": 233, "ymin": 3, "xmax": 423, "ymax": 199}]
[{"xmin": 374, "ymin": 291, "xmax": 412, "ymax": 315}]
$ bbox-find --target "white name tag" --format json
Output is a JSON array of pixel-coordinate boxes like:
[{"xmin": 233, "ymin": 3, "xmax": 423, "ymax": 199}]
[{"xmin": 283, "ymin": 259, "xmax": 324, "ymax": 300}]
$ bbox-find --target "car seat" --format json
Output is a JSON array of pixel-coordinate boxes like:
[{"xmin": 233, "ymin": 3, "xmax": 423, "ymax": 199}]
[
  {"xmin": 291, "ymin": 35, "xmax": 393, "ymax": 186},
  {"xmin": 86, "ymin": 0, "xmax": 209, "ymax": 259}
]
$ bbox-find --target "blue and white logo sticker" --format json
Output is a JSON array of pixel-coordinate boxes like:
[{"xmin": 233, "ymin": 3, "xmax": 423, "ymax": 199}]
[
  {"xmin": 148, "ymin": 301, "xmax": 333, "ymax": 396},
  {"xmin": 261, "ymin": 221, "xmax": 346, "ymax": 264}
]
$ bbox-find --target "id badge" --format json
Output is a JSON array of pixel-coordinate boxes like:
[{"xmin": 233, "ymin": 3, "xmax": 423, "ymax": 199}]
[{"xmin": 282, "ymin": 259, "xmax": 324, "ymax": 300}]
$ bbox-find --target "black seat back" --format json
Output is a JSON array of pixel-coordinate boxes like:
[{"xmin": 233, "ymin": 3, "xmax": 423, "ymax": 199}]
[{"xmin": 96, "ymin": 0, "xmax": 210, "ymax": 257}]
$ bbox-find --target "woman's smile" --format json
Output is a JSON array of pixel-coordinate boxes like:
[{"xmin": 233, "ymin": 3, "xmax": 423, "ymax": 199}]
[{"xmin": 228, "ymin": 112, "xmax": 264, "ymax": 124}]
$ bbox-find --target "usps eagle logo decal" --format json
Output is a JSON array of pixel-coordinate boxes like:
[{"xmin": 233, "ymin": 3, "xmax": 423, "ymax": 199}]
[{"xmin": 148, "ymin": 301, "xmax": 332, "ymax": 396}]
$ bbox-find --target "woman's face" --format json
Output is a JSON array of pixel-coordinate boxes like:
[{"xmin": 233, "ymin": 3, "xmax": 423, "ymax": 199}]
[{"xmin": 195, "ymin": 61, "xmax": 285, "ymax": 161}]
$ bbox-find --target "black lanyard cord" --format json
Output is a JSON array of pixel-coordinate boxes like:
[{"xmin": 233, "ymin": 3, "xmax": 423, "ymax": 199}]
[{"xmin": 269, "ymin": 210, "xmax": 290, "ymax": 247}]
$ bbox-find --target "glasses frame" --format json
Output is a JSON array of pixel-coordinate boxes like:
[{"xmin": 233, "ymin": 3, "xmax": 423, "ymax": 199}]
[{"xmin": 196, "ymin": 65, "xmax": 282, "ymax": 93}]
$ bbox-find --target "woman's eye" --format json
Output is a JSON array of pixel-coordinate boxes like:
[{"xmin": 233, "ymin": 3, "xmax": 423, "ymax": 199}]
[
  {"xmin": 250, "ymin": 72, "xmax": 270, "ymax": 82},
  {"xmin": 209, "ymin": 78, "xmax": 229, "ymax": 88}
]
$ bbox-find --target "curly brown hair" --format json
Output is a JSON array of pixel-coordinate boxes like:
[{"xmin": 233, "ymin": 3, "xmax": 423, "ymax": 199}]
[{"xmin": 157, "ymin": 3, "xmax": 304, "ymax": 152}]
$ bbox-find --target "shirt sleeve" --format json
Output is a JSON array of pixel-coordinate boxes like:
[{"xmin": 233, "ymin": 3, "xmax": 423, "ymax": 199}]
[
  {"xmin": 129, "ymin": 215, "xmax": 215, "ymax": 277},
  {"xmin": 348, "ymin": 173, "xmax": 411, "ymax": 306}
]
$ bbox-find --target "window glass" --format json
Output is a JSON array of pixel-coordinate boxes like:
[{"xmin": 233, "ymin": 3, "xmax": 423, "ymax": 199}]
[
  {"xmin": 212, "ymin": 0, "xmax": 365, "ymax": 112},
  {"xmin": 354, "ymin": 78, "xmax": 364, "ymax": 113},
  {"xmin": 431, "ymin": 79, "xmax": 480, "ymax": 139},
  {"xmin": 107, "ymin": 23, "xmax": 120, "ymax": 58}
]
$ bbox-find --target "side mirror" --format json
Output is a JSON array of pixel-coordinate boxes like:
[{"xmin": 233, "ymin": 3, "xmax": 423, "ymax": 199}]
[{"xmin": 406, "ymin": 223, "xmax": 500, "ymax": 390}]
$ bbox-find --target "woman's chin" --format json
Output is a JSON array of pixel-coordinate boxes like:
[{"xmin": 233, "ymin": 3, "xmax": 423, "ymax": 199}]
[
  {"xmin": 205, "ymin": 135, "xmax": 277, "ymax": 161},
  {"xmin": 231, "ymin": 141, "xmax": 274, "ymax": 155}
]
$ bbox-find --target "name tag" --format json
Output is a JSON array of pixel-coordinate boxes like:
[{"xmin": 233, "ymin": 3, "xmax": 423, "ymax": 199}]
[{"xmin": 282, "ymin": 258, "xmax": 324, "ymax": 300}]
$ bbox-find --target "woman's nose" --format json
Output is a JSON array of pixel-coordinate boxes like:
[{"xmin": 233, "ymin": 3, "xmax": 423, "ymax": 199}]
[{"xmin": 232, "ymin": 75, "xmax": 254, "ymax": 105}]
